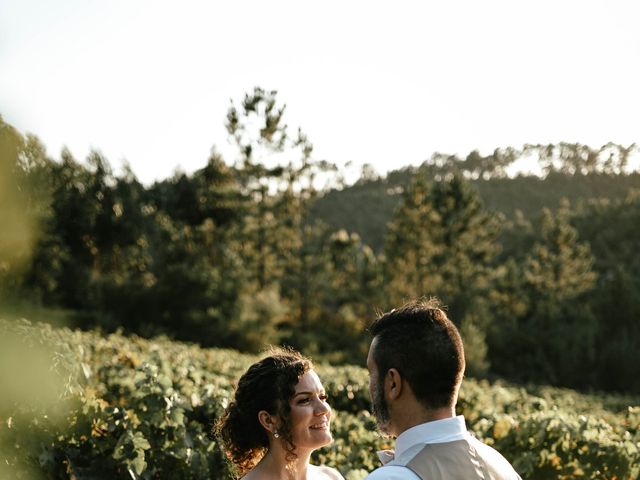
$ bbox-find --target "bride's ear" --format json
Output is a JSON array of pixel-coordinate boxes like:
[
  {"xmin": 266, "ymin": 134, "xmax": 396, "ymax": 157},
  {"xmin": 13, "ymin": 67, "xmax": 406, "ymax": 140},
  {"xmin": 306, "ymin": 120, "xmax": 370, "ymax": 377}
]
[{"xmin": 258, "ymin": 410, "xmax": 278, "ymax": 434}]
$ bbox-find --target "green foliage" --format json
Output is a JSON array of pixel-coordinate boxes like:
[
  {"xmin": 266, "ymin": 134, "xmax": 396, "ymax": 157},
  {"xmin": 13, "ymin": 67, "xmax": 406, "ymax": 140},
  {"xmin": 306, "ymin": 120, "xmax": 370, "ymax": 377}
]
[
  {"xmin": 1, "ymin": 320, "xmax": 638, "ymax": 479},
  {"xmin": 488, "ymin": 204, "xmax": 599, "ymax": 387},
  {"xmin": 3, "ymin": 100, "xmax": 640, "ymax": 396},
  {"xmin": 489, "ymin": 207, "xmax": 598, "ymax": 385},
  {"xmin": 0, "ymin": 118, "xmax": 53, "ymax": 296},
  {"xmin": 570, "ymin": 191, "xmax": 640, "ymax": 392},
  {"xmin": 0, "ymin": 319, "xmax": 238, "ymax": 479},
  {"xmin": 384, "ymin": 173, "xmax": 502, "ymax": 308},
  {"xmin": 286, "ymin": 229, "xmax": 383, "ymax": 364},
  {"xmin": 384, "ymin": 173, "xmax": 501, "ymax": 373},
  {"xmin": 313, "ymin": 157, "xmax": 640, "ymax": 253},
  {"xmin": 474, "ymin": 412, "xmax": 639, "ymax": 479}
]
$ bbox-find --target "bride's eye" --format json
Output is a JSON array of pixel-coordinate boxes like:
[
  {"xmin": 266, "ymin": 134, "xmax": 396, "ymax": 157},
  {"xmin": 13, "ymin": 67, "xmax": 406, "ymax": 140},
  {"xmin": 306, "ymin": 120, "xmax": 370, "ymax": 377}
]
[{"xmin": 297, "ymin": 397, "xmax": 310, "ymax": 405}]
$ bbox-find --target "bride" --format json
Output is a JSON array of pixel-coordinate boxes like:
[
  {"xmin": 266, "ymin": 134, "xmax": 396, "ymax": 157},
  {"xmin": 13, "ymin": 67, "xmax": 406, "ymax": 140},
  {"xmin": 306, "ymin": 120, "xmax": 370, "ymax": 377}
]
[{"xmin": 216, "ymin": 348, "xmax": 345, "ymax": 480}]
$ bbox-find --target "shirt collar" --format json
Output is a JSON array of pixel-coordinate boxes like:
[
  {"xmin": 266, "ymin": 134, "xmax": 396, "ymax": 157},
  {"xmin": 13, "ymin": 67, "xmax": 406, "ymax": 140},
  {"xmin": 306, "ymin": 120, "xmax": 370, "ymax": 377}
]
[{"xmin": 395, "ymin": 415, "xmax": 468, "ymax": 459}]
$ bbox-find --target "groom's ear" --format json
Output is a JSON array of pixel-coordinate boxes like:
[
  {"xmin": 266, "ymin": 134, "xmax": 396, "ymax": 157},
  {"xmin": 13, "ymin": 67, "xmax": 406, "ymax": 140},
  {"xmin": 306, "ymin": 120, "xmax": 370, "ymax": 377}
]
[
  {"xmin": 258, "ymin": 410, "xmax": 278, "ymax": 434},
  {"xmin": 385, "ymin": 368, "xmax": 403, "ymax": 401}
]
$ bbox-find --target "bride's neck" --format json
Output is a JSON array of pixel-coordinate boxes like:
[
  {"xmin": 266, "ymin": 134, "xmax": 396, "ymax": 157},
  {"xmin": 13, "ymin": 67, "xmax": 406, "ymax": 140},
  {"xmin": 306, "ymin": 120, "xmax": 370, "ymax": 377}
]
[{"xmin": 258, "ymin": 444, "xmax": 312, "ymax": 480}]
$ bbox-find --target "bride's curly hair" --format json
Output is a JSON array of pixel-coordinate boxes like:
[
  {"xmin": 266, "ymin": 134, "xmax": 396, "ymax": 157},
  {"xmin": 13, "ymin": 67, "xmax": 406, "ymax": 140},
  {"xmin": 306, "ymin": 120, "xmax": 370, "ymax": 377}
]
[{"xmin": 215, "ymin": 347, "xmax": 313, "ymax": 476}]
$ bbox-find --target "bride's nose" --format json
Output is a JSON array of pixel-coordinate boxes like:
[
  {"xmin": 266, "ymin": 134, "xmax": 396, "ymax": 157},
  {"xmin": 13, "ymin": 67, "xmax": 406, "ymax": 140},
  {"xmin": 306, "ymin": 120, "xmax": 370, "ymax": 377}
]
[{"xmin": 314, "ymin": 398, "xmax": 330, "ymax": 415}]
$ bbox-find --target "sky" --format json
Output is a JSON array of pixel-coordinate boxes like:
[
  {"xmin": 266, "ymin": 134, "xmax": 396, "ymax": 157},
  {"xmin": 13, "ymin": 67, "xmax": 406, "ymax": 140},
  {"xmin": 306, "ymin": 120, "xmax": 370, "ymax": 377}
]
[{"xmin": 1, "ymin": 0, "xmax": 639, "ymax": 185}]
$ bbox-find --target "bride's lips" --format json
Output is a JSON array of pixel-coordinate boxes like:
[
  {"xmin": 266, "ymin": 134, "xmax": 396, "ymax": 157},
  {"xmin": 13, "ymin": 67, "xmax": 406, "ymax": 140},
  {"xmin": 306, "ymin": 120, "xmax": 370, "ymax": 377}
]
[{"xmin": 309, "ymin": 420, "xmax": 329, "ymax": 430}]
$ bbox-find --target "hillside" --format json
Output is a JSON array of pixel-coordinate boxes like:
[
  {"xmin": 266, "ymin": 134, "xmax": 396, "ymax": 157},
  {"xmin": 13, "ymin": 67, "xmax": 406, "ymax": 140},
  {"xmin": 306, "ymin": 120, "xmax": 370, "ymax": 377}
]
[
  {"xmin": 1, "ymin": 319, "xmax": 638, "ymax": 479},
  {"xmin": 311, "ymin": 170, "xmax": 640, "ymax": 251}
]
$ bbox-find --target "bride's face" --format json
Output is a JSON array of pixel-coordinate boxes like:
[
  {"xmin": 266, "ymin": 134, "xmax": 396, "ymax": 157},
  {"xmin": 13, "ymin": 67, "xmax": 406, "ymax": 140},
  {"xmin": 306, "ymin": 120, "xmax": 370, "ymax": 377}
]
[{"xmin": 288, "ymin": 370, "xmax": 332, "ymax": 451}]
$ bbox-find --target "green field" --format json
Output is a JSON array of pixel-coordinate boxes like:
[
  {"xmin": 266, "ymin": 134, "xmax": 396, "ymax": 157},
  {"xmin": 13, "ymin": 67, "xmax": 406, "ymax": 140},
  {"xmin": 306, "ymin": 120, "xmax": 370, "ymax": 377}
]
[{"xmin": 1, "ymin": 319, "xmax": 638, "ymax": 479}]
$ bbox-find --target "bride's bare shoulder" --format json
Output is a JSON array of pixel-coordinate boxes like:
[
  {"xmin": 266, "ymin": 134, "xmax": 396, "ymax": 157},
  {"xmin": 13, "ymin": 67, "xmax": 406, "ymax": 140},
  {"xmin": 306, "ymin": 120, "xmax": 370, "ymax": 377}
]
[{"xmin": 311, "ymin": 464, "xmax": 346, "ymax": 480}]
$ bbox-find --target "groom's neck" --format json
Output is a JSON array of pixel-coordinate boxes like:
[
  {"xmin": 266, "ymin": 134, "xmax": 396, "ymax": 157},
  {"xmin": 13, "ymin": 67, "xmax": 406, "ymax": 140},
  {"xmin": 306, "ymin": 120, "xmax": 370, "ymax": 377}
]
[{"xmin": 391, "ymin": 402, "xmax": 456, "ymax": 437}]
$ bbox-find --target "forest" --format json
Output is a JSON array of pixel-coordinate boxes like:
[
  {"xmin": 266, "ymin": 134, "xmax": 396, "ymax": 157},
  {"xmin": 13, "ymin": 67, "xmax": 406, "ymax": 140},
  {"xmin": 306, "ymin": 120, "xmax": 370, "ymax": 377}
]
[{"xmin": 2, "ymin": 87, "xmax": 640, "ymax": 395}]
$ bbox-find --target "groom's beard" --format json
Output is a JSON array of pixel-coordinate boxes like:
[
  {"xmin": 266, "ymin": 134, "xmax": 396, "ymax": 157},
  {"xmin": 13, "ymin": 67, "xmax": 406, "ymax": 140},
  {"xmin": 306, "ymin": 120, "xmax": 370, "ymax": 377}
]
[{"xmin": 372, "ymin": 376, "xmax": 391, "ymax": 435}]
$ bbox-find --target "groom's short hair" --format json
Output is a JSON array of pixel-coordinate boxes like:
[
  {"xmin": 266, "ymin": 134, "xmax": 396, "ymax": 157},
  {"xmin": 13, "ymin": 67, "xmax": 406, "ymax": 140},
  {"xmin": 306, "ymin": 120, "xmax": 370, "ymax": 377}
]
[{"xmin": 369, "ymin": 298, "xmax": 465, "ymax": 409}]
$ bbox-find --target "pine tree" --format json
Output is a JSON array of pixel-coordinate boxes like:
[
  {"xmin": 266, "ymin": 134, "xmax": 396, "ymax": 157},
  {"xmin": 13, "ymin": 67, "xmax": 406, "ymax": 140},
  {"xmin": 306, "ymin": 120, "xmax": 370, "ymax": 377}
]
[
  {"xmin": 384, "ymin": 172, "xmax": 502, "ymax": 374},
  {"xmin": 384, "ymin": 173, "xmax": 501, "ymax": 313},
  {"xmin": 225, "ymin": 87, "xmax": 318, "ymax": 290},
  {"xmin": 488, "ymin": 202, "xmax": 598, "ymax": 386},
  {"xmin": 224, "ymin": 87, "xmax": 341, "ymax": 351},
  {"xmin": 384, "ymin": 172, "xmax": 442, "ymax": 305}
]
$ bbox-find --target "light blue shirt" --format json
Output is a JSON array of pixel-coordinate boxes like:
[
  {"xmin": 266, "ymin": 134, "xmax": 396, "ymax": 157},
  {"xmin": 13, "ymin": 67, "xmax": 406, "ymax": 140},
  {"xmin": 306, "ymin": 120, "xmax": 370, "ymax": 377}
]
[{"xmin": 365, "ymin": 416, "xmax": 471, "ymax": 480}]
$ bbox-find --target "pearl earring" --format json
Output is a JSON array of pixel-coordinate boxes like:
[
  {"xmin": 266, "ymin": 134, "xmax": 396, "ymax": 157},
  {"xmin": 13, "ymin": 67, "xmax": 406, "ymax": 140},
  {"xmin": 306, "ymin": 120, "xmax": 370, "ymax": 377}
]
[{"xmin": 273, "ymin": 431, "xmax": 280, "ymax": 439}]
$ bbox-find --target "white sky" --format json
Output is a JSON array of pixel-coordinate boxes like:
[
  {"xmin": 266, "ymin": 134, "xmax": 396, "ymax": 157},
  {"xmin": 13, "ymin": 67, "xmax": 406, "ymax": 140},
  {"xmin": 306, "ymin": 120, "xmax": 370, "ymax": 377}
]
[{"xmin": 1, "ymin": 0, "xmax": 639, "ymax": 185}]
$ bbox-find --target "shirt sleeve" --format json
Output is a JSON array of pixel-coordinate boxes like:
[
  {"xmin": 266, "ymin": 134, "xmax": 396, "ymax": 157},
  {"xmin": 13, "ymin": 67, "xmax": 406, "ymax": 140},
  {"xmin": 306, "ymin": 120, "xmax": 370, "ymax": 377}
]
[{"xmin": 365, "ymin": 465, "xmax": 421, "ymax": 480}]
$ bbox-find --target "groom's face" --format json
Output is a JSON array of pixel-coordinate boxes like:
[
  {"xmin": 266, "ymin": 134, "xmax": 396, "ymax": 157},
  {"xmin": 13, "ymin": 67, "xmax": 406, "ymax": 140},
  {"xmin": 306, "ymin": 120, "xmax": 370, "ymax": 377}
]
[{"xmin": 367, "ymin": 337, "xmax": 391, "ymax": 434}]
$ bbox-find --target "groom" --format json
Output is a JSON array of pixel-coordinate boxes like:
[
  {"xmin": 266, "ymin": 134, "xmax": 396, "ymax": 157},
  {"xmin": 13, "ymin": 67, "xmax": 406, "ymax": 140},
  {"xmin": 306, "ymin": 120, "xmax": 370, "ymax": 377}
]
[{"xmin": 365, "ymin": 299, "xmax": 522, "ymax": 479}]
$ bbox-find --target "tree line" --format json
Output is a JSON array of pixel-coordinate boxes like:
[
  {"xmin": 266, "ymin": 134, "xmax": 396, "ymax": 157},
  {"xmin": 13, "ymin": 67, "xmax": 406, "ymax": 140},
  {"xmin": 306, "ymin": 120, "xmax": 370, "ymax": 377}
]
[{"xmin": 1, "ymin": 88, "xmax": 639, "ymax": 394}]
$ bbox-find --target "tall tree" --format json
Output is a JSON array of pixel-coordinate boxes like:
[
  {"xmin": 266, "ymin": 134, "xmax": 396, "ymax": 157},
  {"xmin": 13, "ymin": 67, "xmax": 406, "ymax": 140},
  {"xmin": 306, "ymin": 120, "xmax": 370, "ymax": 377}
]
[
  {"xmin": 226, "ymin": 87, "xmax": 306, "ymax": 289},
  {"xmin": 0, "ymin": 119, "xmax": 58, "ymax": 299},
  {"xmin": 384, "ymin": 173, "xmax": 501, "ymax": 312},
  {"xmin": 488, "ymin": 203, "xmax": 598, "ymax": 386},
  {"xmin": 384, "ymin": 172, "xmax": 502, "ymax": 374},
  {"xmin": 571, "ymin": 191, "xmax": 640, "ymax": 392},
  {"xmin": 225, "ymin": 87, "xmax": 335, "ymax": 335}
]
